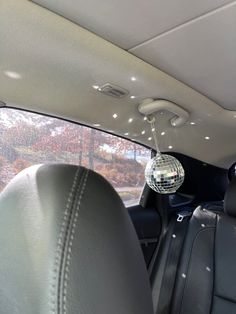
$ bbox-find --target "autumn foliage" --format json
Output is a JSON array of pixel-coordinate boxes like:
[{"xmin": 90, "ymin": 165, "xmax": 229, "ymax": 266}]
[{"xmin": 0, "ymin": 109, "xmax": 150, "ymax": 205}]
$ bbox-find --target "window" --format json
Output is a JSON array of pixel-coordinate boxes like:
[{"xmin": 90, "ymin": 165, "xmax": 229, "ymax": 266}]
[{"xmin": 0, "ymin": 108, "xmax": 150, "ymax": 206}]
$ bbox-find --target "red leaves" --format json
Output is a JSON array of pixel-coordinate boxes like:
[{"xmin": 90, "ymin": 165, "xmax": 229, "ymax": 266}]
[{"xmin": 0, "ymin": 109, "xmax": 150, "ymax": 204}]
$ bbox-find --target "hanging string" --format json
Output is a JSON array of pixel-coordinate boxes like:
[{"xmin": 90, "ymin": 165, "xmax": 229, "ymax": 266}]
[{"xmin": 146, "ymin": 115, "xmax": 161, "ymax": 155}]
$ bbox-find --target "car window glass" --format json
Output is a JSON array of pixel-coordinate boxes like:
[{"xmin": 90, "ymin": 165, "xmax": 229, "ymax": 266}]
[{"xmin": 0, "ymin": 108, "xmax": 151, "ymax": 206}]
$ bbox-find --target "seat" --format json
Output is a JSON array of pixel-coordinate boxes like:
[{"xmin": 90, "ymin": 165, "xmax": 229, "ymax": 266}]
[
  {"xmin": 0, "ymin": 164, "xmax": 154, "ymax": 314},
  {"xmin": 152, "ymin": 178, "xmax": 236, "ymax": 314}
]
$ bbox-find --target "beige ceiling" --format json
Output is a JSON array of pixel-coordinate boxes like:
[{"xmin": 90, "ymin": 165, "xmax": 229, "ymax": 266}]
[
  {"xmin": 33, "ymin": 0, "xmax": 236, "ymax": 111},
  {"xmin": 1, "ymin": 0, "xmax": 236, "ymax": 168},
  {"xmin": 33, "ymin": 0, "xmax": 231, "ymax": 49},
  {"xmin": 131, "ymin": 1, "xmax": 236, "ymax": 110}
]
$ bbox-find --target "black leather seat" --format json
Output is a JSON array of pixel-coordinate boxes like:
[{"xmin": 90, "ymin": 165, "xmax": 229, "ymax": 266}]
[
  {"xmin": 0, "ymin": 164, "xmax": 154, "ymax": 314},
  {"xmin": 152, "ymin": 178, "xmax": 236, "ymax": 314}
]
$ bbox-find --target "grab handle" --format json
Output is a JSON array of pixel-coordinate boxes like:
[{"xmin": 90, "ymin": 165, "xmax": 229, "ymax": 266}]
[{"xmin": 138, "ymin": 99, "xmax": 189, "ymax": 127}]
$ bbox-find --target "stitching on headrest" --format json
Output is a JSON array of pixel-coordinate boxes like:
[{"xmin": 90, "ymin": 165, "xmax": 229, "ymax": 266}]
[
  {"xmin": 50, "ymin": 168, "xmax": 81, "ymax": 314},
  {"xmin": 62, "ymin": 169, "xmax": 89, "ymax": 314}
]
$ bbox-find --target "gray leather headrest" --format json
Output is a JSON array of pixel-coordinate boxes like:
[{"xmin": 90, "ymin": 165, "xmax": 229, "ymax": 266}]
[
  {"xmin": 224, "ymin": 177, "xmax": 236, "ymax": 217},
  {"xmin": 228, "ymin": 163, "xmax": 236, "ymax": 181},
  {"xmin": 0, "ymin": 164, "xmax": 153, "ymax": 314}
]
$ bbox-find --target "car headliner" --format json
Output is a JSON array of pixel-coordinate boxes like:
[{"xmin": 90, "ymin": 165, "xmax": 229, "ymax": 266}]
[{"xmin": 0, "ymin": 0, "xmax": 236, "ymax": 168}]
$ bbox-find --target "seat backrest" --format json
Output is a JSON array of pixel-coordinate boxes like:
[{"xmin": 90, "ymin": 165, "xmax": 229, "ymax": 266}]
[
  {"xmin": 171, "ymin": 179, "xmax": 236, "ymax": 314},
  {"xmin": 0, "ymin": 164, "xmax": 154, "ymax": 314},
  {"xmin": 171, "ymin": 206, "xmax": 216, "ymax": 314},
  {"xmin": 151, "ymin": 177, "xmax": 236, "ymax": 314}
]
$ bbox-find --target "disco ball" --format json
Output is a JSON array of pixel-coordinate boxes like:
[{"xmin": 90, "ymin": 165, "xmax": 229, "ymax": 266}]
[{"xmin": 145, "ymin": 154, "xmax": 185, "ymax": 194}]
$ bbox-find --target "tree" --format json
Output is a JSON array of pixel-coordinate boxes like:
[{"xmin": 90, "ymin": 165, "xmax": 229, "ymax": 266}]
[
  {"xmin": 88, "ymin": 129, "xmax": 95, "ymax": 170},
  {"xmin": 78, "ymin": 126, "xmax": 83, "ymax": 165},
  {"xmin": 0, "ymin": 108, "xmax": 150, "ymax": 196}
]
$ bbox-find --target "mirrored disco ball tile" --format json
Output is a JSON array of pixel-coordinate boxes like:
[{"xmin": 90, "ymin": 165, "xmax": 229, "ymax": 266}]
[{"xmin": 145, "ymin": 154, "xmax": 185, "ymax": 194}]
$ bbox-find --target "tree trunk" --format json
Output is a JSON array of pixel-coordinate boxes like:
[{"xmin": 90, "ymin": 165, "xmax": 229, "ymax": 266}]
[
  {"xmin": 89, "ymin": 129, "xmax": 95, "ymax": 170},
  {"xmin": 133, "ymin": 144, "xmax": 137, "ymax": 162},
  {"xmin": 78, "ymin": 127, "xmax": 83, "ymax": 165}
]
